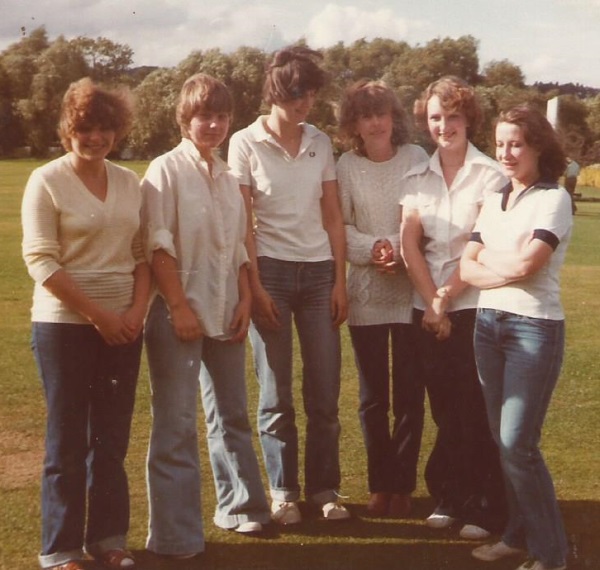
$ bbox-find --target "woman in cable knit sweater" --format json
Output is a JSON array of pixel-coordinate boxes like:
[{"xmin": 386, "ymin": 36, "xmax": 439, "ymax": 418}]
[
  {"xmin": 21, "ymin": 78, "xmax": 150, "ymax": 570},
  {"xmin": 337, "ymin": 79, "xmax": 428, "ymax": 518}
]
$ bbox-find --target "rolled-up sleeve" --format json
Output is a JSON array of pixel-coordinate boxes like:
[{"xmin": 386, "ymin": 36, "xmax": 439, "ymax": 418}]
[
  {"xmin": 21, "ymin": 170, "xmax": 62, "ymax": 284},
  {"xmin": 141, "ymin": 160, "xmax": 178, "ymax": 260}
]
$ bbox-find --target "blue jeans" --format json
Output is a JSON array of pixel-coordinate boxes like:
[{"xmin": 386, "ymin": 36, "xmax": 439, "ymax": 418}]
[
  {"xmin": 414, "ymin": 309, "xmax": 506, "ymax": 530},
  {"xmin": 349, "ymin": 323, "xmax": 424, "ymax": 494},
  {"xmin": 145, "ymin": 297, "xmax": 269, "ymax": 556},
  {"xmin": 32, "ymin": 322, "xmax": 141, "ymax": 569},
  {"xmin": 250, "ymin": 257, "xmax": 342, "ymax": 504},
  {"xmin": 475, "ymin": 309, "xmax": 568, "ymax": 568}
]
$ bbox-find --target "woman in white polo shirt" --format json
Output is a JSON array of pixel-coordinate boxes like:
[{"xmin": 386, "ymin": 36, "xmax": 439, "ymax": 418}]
[
  {"xmin": 228, "ymin": 45, "xmax": 349, "ymax": 525},
  {"xmin": 400, "ymin": 76, "xmax": 507, "ymax": 539},
  {"xmin": 462, "ymin": 105, "xmax": 571, "ymax": 570}
]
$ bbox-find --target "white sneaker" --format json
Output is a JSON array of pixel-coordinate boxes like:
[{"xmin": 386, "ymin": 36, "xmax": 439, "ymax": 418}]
[
  {"xmin": 321, "ymin": 501, "xmax": 350, "ymax": 520},
  {"xmin": 460, "ymin": 523, "xmax": 491, "ymax": 540},
  {"xmin": 271, "ymin": 501, "xmax": 301, "ymax": 525},
  {"xmin": 234, "ymin": 521, "xmax": 263, "ymax": 533},
  {"xmin": 515, "ymin": 561, "xmax": 566, "ymax": 570},
  {"xmin": 472, "ymin": 541, "xmax": 525, "ymax": 561},
  {"xmin": 426, "ymin": 512, "xmax": 457, "ymax": 529}
]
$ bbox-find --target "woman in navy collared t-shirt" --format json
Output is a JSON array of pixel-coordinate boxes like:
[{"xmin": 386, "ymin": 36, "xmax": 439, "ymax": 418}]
[{"xmin": 462, "ymin": 105, "xmax": 571, "ymax": 570}]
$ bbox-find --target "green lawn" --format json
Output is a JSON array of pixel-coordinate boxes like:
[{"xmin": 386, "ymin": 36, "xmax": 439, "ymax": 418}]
[{"xmin": 1, "ymin": 161, "xmax": 598, "ymax": 570}]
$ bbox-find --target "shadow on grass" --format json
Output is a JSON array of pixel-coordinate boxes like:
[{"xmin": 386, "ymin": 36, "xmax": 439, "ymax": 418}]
[{"xmin": 79, "ymin": 498, "xmax": 599, "ymax": 570}]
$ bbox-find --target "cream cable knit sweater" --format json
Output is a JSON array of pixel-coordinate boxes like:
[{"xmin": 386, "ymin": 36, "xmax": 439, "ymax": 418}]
[{"xmin": 337, "ymin": 145, "xmax": 428, "ymax": 326}]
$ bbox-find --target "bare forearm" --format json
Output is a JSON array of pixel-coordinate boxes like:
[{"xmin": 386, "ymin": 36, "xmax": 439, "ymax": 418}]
[{"xmin": 150, "ymin": 249, "xmax": 188, "ymax": 309}]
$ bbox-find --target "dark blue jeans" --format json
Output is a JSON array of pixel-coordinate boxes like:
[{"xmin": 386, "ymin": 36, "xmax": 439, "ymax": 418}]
[
  {"xmin": 413, "ymin": 309, "xmax": 506, "ymax": 530},
  {"xmin": 32, "ymin": 322, "xmax": 141, "ymax": 568},
  {"xmin": 349, "ymin": 323, "xmax": 424, "ymax": 494}
]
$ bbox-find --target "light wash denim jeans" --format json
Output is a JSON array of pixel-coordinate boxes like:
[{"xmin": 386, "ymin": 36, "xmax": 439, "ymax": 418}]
[
  {"xmin": 145, "ymin": 297, "xmax": 269, "ymax": 556},
  {"xmin": 250, "ymin": 257, "xmax": 342, "ymax": 505},
  {"xmin": 475, "ymin": 308, "xmax": 568, "ymax": 568},
  {"xmin": 32, "ymin": 322, "xmax": 141, "ymax": 569}
]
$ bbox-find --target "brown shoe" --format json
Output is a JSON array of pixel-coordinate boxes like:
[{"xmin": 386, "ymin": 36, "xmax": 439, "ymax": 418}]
[
  {"xmin": 388, "ymin": 494, "xmax": 411, "ymax": 518},
  {"xmin": 366, "ymin": 492, "xmax": 390, "ymax": 517},
  {"xmin": 51, "ymin": 563, "xmax": 85, "ymax": 570}
]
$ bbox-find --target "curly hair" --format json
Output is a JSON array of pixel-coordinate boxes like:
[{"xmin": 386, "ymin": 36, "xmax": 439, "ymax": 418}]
[
  {"xmin": 496, "ymin": 105, "xmax": 567, "ymax": 183},
  {"xmin": 176, "ymin": 73, "xmax": 233, "ymax": 137},
  {"xmin": 338, "ymin": 79, "xmax": 410, "ymax": 156},
  {"xmin": 58, "ymin": 78, "xmax": 133, "ymax": 152},
  {"xmin": 263, "ymin": 45, "xmax": 327, "ymax": 105},
  {"xmin": 413, "ymin": 75, "xmax": 482, "ymax": 139}
]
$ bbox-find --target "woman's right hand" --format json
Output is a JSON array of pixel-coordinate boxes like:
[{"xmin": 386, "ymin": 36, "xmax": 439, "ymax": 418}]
[
  {"xmin": 92, "ymin": 309, "xmax": 136, "ymax": 346},
  {"xmin": 252, "ymin": 286, "xmax": 281, "ymax": 330}
]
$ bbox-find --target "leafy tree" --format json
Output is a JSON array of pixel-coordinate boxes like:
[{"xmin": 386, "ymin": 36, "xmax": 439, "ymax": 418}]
[
  {"xmin": 129, "ymin": 68, "xmax": 181, "ymax": 158},
  {"xmin": 71, "ymin": 36, "xmax": 134, "ymax": 84},
  {"xmin": 386, "ymin": 35, "xmax": 480, "ymax": 94},
  {"xmin": 557, "ymin": 94, "xmax": 591, "ymax": 161},
  {"xmin": 482, "ymin": 59, "xmax": 525, "ymax": 88},
  {"xmin": 16, "ymin": 36, "xmax": 88, "ymax": 155},
  {"xmin": 228, "ymin": 46, "xmax": 267, "ymax": 135}
]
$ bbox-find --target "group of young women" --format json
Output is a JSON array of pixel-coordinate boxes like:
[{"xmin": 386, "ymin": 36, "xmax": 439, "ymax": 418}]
[{"xmin": 21, "ymin": 45, "xmax": 571, "ymax": 570}]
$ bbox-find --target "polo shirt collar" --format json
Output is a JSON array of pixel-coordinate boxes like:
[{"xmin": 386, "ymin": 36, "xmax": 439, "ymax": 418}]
[
  {"xmin": 498, "ymin": 180, "xmax": 558, "ymax": 211},
  {"xmin": 247, "ymin": 116, "xmax": 321, "ymax": 146}
]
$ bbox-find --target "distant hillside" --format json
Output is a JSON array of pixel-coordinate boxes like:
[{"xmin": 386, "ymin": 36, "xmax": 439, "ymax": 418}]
[{"xmin": 533, "ymin": 82, "xmax": 600, "ymax": 99}]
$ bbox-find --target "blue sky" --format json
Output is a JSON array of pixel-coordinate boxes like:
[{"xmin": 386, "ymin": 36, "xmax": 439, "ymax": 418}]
[{"xmin": 2, "ymin": 0, "xmax": 600, "ymax": 87}]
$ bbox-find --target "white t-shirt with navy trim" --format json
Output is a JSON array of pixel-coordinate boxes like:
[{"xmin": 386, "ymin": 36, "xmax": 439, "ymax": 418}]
[{"xmin": 472, "ymin": 182, "xmax": 572, "ymax": 320}]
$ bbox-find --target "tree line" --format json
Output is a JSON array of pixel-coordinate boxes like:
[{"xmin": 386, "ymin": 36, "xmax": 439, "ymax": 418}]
[{"xmin": 2, "ymin": 26, "xmax": 600, "ymax": 162}]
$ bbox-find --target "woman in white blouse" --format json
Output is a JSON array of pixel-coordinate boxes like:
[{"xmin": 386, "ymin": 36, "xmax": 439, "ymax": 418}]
[{"xmin": 400, "ymin": 76, "xmax": 507, "ymax": 539}]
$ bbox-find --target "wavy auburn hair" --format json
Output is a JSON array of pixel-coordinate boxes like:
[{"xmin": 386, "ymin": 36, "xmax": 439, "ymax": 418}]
[
  {"xmin": 414, "ymin": 75, "xmax": 482, "ymax": 139},
  {"xmin": 58, "ymin": 78, "xmax": 133, "ymax": 151}
]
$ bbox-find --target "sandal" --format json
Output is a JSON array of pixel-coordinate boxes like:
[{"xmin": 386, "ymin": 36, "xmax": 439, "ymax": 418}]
[{"xmin": 95, "ymin": 549, "xmax": 135, "ymax": 569}]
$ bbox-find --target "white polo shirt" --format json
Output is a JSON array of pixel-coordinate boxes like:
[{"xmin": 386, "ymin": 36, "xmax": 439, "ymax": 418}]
[
  {"xmin": 401, "ymin": 142, "xmax": 508, "ymax": 312},
  {"xmin": 228, "ymin": 116, "xmax": 336, "ymax": 262},
  {"xmin": 472, "ymin": 182, "xmax": 572, "ymax": 320}
]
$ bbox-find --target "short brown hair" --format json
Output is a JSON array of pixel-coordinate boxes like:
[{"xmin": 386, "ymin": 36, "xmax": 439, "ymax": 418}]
[
  {"xmin": 338, "ymin": 79, "xmax": 410, "ymax": 156},
  {"xmin": 176, "ymin": 73, "xmax": 233, "ymax": 137},
  {"xmin": 414, "ymin": 75, "xmax": 482, "ymax": 138},
  {"xmin": 58, "ymin": 78, "xmax": 133, "ymax": 151},
  {"xmin": 263, "ymin": 46, "xmax": 327, "ymax": 105},
  {"xmin": 497, "ymin": 105, "xmax": 567, "ymax": 183}
]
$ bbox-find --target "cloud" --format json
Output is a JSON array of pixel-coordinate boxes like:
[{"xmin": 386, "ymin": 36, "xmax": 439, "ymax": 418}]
[{"xmin": 305, "ymin": 3, "xmax": 421, "ymax": 47}]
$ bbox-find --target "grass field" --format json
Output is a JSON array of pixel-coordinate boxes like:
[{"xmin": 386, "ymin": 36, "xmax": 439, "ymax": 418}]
[{"xmin": 0, "ymin": 160, "xmax": 598, "ymax": 570}]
